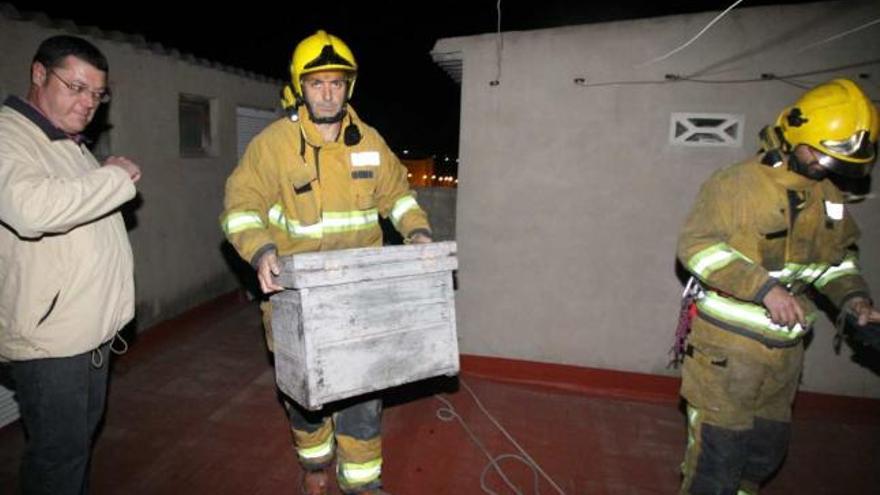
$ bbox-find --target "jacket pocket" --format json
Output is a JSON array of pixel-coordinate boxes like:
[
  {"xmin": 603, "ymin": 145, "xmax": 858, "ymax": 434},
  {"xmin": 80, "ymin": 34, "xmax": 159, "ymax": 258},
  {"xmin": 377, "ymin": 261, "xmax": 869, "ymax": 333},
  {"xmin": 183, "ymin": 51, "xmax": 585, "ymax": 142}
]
[
  {"xmin": 756, "ymin": 210, "xmax": 788, "ymax": 270},
  {"xmin": 351, "ymin": 170, "xmax": 377, "ymax": 210},
  {"xmin": 680, "ymin": 342, "xmax": 730, "ymax": 413},
  {"xmin": 289, "ymin": 170, "xmax": 320, "ymax": 226}
]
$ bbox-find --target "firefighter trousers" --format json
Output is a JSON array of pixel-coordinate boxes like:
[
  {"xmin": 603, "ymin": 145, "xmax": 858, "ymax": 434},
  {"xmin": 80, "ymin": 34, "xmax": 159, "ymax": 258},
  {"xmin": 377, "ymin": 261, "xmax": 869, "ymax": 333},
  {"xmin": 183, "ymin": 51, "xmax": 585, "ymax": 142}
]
[
  {"xmin": 285, "ymin": 397, "xmax": 383, "ymax": 494},
  {"xmin": 679, "ymin": 320, "xmax": 803, "ymax": 495}
]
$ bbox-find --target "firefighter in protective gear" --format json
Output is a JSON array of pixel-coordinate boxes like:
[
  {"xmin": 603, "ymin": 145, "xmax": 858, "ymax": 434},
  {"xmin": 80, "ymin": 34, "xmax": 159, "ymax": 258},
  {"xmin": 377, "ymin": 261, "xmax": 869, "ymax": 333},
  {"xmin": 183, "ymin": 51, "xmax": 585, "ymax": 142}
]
[
  {"xmin": 221, "ymin": 30, "xmax": 430, "ymax": 495},
  {"xmin": 676, "ymin": 78, "xmax": 879, "ymax": 495}
]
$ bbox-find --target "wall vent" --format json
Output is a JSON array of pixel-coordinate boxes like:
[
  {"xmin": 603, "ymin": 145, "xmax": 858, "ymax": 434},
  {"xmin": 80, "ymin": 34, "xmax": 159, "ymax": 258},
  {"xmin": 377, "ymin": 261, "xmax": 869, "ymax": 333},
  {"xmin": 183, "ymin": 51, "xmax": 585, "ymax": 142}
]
[{"xmin": 670, "ymin": 113, "xmax": 744, "ymax": 147}]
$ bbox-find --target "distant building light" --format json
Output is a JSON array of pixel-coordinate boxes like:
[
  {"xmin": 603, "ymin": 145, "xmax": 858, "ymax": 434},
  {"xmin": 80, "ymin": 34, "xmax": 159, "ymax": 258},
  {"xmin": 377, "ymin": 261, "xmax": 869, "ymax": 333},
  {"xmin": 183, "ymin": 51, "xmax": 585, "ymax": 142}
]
[
  {"xmin": 422, "ymin": 175, "xmax": 428, "ymax": 180},
  {"xmin": 407, "ymin": 173, "xmax": 412, "ymax": 178},
  {"xmin": 431, "ymin": 175, "xmax": 437, "ymax": 180},
  {"xmin": 402, "ymin": 149, "xmax": 409, "ymax": 155}
]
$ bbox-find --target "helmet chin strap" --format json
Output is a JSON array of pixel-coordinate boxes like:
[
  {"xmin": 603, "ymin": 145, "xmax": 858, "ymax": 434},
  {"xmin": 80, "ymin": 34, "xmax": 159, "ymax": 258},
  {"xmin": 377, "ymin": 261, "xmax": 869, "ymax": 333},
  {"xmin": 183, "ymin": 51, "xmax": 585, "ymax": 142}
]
[
  {"xmin": 300, "ymin": 99, "xmax": 362, "ymax": 146},
  {"xmin": 304, "ymin": 99, "xmax": 347, "ymax": 124}
]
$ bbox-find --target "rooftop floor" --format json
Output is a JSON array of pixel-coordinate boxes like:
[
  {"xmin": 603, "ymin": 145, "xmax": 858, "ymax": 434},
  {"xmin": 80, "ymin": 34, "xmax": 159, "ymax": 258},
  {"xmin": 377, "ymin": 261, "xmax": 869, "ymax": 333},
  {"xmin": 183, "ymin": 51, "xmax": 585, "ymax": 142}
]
[{"xmin": 1, "ymin": 293, "xmax": 878, "ymax": 494}]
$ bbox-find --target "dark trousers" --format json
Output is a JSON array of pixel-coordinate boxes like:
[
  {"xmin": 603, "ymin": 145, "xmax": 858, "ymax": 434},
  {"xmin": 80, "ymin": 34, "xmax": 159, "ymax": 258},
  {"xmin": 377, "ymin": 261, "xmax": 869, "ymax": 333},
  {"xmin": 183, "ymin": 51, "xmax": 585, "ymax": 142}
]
[{"xmin": 10, "ymin": 343, "xmax": 110, "ymax": 495}]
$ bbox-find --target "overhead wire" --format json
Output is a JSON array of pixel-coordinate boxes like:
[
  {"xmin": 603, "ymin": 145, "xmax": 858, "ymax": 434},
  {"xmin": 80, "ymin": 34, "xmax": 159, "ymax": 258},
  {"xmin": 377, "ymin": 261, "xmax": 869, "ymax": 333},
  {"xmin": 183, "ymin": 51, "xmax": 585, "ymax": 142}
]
[
  {"xmin": 573, "ymin": 59, "xmax": 880, "ymax": 89},
  {"xmin": 491, "ymin": 0, "xmax": 503, "ymax": 86},
  {"xmin": 796, "ymin": 17, "xmax": 880, "ymax": 53},
  {"xmin": 635, "ymin": 0, "xmax": 746, "ymax": 68},
  {"xmin": 620, "ymin": 2, "xmax": 880, "ymax": 89}
]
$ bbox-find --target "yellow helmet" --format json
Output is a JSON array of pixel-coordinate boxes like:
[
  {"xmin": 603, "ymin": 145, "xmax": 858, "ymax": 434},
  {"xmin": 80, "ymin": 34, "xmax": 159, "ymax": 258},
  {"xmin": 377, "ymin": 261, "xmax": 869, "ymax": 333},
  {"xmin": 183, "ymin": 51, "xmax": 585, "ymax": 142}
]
[
  {"xmin": 776, "ymin": 78, "xmax": 878, "ymax": 177},
  {"xmin": 290, "ymin": 30, "xmax": 357, "ymax": 101}
]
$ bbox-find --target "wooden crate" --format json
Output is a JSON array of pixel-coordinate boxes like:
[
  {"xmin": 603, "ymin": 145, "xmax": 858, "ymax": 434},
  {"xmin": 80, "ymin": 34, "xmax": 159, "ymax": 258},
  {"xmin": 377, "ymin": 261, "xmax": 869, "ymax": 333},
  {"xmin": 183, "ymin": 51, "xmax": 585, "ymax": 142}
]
[{"xmin": 271, "ymin": 241, "xmax": 459, "ymax": 410}]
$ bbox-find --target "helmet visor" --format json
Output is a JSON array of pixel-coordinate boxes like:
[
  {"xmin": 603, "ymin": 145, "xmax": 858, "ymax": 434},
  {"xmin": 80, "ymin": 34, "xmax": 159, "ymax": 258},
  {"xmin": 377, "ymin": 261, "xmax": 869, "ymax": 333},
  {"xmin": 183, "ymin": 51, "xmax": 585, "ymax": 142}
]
[
  {"xmin": 815, "ymin": 148, "xmax": 875, "ymax": 178},
  {"xmin": 820, "ymin": 130, "xmax": 875, "ymax": 162}
]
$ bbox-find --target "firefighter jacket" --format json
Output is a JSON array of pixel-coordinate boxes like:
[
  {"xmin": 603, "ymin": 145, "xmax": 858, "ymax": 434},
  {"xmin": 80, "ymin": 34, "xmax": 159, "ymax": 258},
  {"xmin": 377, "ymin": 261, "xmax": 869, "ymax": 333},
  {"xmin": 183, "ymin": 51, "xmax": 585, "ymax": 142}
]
[
  {"xmin": 677, "ymin": 155, "xmax": 870, "ymax": 347},
  {"xmin": 0, "ymin": 96, "xmax": 136, "ymax": 361},
  {"xmin": 221, "ymin": 104, "xmax": 431, "ymax": 265}
]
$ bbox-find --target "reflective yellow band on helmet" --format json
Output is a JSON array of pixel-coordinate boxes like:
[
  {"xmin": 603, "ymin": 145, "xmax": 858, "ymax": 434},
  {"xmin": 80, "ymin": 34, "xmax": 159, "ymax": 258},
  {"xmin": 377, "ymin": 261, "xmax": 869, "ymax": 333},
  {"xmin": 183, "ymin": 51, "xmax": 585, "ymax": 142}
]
[
  {"xmin": 339, "ymin": 458, "xmax": 382, "ymax": 484},
  {"xmin": 267, "ymin": 204, "xmax": 379, "ymax": 239},
  {"xmin": 814, "ymin": 257, "xmax": 859, "ymax": 289},
  {"xmin": 390, "ymin": 195, "xmax": 419, "ymax": 227},
  {"xmin": 697, "ymin": 291, "xmax": 817, "ymax": 340},
  {"xmin": 298, "ymin": 436, "xmax": 335, "ymax": 461},
  {"xmin": 222, "ymin": 211, "xmax": 265, "ymax": 235},
  {"xmin": 687, "ymin": 243, "xmax": 753, "ymax": 279}
]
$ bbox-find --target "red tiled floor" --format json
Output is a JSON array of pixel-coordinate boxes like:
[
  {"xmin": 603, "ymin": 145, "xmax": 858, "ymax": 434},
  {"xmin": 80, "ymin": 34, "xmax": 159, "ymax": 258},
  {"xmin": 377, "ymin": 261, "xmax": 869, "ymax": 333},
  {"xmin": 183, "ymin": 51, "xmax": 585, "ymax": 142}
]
[{"xmin": 1, "ymin": 293, "xmax": 879, "ymax": 494}]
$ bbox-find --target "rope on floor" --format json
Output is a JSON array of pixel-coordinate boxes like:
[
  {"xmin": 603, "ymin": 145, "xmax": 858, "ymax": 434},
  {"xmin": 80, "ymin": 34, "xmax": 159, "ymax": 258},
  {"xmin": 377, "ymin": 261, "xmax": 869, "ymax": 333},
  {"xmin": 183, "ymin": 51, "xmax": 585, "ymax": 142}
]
[{"xmin": 434, "ymin": 378, "xmax": 567, "ymax": 495}]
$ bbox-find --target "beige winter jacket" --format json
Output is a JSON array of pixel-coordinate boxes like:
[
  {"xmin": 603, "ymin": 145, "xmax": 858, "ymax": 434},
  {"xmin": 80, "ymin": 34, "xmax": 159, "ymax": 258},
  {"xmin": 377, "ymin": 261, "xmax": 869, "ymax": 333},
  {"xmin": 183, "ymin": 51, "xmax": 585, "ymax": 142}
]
[{"xmin": 0, "ymin": 96, "xmax": 136, "ymax": 361}]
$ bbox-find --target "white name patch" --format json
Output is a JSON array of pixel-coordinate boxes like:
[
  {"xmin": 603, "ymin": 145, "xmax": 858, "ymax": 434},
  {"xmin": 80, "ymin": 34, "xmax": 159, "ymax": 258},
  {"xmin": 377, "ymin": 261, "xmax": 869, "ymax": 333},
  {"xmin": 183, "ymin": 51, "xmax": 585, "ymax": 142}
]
[
  {"xmin": 825, "ymin": 201, "xmax": 844, "ymax": 221},
  {"xmin": 351, "ymin": 151, "xmax": 380, "ymax": 167}
]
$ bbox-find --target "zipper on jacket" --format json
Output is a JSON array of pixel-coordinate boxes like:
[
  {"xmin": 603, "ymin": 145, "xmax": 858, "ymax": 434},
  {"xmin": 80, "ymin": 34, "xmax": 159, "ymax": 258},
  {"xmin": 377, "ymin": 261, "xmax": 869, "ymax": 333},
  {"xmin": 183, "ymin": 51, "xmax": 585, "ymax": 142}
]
[
  {"xmin": 299, "ymin": 131, "xmax": 322, "ymax": 181},
  {"xmin": 314, "ymin": 147, "xmax": 321, "ymax": 181}
]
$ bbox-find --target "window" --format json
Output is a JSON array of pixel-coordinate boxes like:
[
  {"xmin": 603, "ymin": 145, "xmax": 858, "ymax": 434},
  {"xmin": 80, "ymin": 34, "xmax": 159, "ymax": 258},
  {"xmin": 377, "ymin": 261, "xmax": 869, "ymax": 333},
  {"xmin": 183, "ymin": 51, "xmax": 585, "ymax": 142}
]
[
  {"xmin": 670, "ymin": 112, "xmax": 744, "ymax": 147},
  {"xmin": 179, "ymin": 94, "xmax": 216, "ymax": 157},
  {"xmin": 236, "ymin": 106, "xmax": 277, "ymax": 160}
]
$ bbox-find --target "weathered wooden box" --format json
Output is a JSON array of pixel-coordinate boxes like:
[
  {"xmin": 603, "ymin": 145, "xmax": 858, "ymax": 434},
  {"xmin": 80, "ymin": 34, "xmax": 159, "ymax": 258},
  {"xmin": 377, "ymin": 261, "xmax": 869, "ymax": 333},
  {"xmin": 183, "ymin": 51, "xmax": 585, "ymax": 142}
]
[{"xmin": 271, "ymin": 241, "xmax": 459, "ymax": 410}]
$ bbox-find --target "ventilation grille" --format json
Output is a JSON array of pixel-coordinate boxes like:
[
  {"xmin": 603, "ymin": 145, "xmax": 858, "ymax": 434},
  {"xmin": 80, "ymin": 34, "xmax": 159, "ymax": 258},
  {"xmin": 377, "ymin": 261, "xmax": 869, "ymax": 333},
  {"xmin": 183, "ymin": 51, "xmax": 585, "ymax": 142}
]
[{"xmin": 670, "ymin": 113, "xmax": 744, "ymax": 147}]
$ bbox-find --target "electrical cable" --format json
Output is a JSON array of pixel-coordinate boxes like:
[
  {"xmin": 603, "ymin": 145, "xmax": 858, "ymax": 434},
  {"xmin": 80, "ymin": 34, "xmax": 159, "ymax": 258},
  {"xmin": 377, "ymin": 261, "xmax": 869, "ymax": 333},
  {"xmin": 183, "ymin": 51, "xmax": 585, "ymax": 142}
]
[
  {"xmin": 434, "ymin": 378, "xmax": 567, "ymax": 495},
  {"xmin": 636, "ymin": 0, "xmax": 746, "ymax": 67},
  {"xmin": 573, "ymin": 59, "xmax": 880, "ymax": 89},
  {"xmin": 491, "ymin": 0, "xmax": 503, "ymax": 86},
  {"xmin": 797, "ymin": 17, "xmax": 880, "ymax": 53}
]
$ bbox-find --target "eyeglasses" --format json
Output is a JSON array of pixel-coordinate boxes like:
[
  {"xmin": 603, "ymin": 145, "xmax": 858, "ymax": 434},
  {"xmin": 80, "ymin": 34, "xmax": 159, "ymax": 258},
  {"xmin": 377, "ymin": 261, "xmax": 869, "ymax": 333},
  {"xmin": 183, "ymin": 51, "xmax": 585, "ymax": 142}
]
[{"xmin": 49, "ymin": 69, "xmax": 111, "ymax": 104}]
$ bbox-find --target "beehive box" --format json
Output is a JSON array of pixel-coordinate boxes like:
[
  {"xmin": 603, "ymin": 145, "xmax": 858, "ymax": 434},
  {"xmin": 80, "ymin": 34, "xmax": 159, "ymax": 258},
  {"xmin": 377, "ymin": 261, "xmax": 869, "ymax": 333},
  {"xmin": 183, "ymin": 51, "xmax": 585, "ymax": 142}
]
[{"xmin": 271, "ymin": 241, "xmax": 459, "ymax": 410}]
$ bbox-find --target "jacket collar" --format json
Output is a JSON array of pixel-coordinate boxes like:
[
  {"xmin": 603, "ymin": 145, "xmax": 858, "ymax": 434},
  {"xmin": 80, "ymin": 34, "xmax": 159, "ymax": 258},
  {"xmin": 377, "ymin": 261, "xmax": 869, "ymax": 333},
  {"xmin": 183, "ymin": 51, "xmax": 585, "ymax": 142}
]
[
  {"xmin": 3, "ymin": 95, "xmax": 78, "ymax": 142},
  {"xmin": 297, "ymin": 103, "xmax": 362, "ymax": 148},
  {"xmin": 758, "ymin": 154, "xmax": 821, "ymax": 191}
]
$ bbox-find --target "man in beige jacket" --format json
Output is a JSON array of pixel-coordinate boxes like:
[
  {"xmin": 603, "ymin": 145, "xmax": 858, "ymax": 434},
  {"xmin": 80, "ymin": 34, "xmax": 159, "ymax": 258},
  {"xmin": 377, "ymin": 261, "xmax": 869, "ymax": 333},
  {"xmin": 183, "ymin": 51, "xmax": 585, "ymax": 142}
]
[{"xmin": 0, "ymin": 35, "xmax": 141, "ymax": 495}]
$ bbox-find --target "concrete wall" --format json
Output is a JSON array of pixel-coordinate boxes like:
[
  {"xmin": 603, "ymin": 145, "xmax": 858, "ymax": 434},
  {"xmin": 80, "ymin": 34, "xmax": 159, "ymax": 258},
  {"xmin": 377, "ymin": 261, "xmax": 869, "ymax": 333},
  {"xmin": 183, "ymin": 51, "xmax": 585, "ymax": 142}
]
[
  {"xmin": 415, "ymin": 187, "xmax": 457, "ymax": 241},
  {"xmin": 0, "ymin": 10, "xmax": 280, "ymax": 329},
  {"xmin": 434, "ymin": 1, "xmax": 880, "ymax": 397}
]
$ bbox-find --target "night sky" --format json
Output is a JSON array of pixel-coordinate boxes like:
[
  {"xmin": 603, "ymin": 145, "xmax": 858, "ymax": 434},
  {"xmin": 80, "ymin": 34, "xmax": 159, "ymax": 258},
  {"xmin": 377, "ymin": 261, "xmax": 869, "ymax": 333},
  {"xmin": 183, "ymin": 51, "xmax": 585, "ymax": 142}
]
[{"xmin": 9, "ymin": 0, "xmax": 818, "ymax": 164}]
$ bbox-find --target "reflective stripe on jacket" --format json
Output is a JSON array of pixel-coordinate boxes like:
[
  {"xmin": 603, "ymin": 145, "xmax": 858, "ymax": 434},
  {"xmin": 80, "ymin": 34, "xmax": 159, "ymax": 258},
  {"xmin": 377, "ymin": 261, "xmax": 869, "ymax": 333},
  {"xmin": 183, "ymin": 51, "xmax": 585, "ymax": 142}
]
[{"xmin": 678, "ymin": 156, "xmax": 869, "ymax": 346}]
